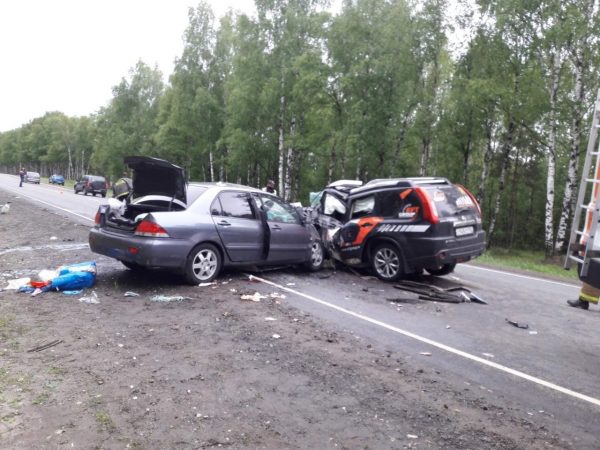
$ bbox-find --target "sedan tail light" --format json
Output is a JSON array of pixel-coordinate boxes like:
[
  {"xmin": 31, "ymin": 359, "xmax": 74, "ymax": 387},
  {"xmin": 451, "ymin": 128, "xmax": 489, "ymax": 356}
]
[
  {"xmin": 134, "ymin": 219, "xmax": 170, "ymax": 238},
  {"xmin": 414, "ymin": 187, "xmax": 439, "ymax": 225}
]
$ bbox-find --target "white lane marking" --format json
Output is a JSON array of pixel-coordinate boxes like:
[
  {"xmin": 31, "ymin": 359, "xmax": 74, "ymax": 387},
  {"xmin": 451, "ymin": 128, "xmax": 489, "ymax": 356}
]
[
  {"xmin": 462, "ymin": 264, "xmax": 580, "ymax": 288},
  {"xmin": 1, "ymin": 186, "xmax": 94, "ymax": 223},
  {"xmin": 248, "ymin": 274, "xmax": 600, "ymax": 408}
]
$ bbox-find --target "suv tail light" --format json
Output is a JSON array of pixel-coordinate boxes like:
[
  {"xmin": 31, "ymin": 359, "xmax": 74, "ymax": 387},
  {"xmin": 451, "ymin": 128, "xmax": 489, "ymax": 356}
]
[
  {"xmin": 134, "ymin": 219, "xmax": 170, "ymax": 238},
  {"xmin": 456, "ymin": 184, "xmax": 482, "ymax": 216},
  {"xmin": 415, "ymin": 187, "xmax": 439, "ymax": 224},
  {"xmin": 94, "ymin": 211, "xmax": 101, "ymax": 224}
]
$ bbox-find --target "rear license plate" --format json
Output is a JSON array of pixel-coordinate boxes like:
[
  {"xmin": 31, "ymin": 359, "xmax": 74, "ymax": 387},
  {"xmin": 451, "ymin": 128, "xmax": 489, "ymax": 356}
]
[{"xmin": 455, "ymin": 226, "xmax": 474, "ymax": 237}]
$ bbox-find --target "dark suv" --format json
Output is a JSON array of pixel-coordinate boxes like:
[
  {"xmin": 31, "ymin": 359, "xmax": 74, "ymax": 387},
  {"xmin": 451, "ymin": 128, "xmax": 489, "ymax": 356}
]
[
  {"xmin": 74, "ymin": 175, "xmax": 107, "ymax": 197},
  {"xmin": 310, "ymin": 177, "xmax": 486, "ymax": 281}
]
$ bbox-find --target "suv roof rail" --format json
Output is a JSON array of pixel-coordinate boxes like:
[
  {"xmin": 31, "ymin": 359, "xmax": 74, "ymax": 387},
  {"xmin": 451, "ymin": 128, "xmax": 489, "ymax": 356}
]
[{"xmin": 327, "ymin": 179, "xmax": 363, "ymax": 188}]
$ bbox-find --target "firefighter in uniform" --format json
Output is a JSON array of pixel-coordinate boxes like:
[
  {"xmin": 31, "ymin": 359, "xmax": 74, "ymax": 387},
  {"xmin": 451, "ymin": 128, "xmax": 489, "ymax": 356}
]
[{"xmin": 568, "ymin": 283, "xmax": 600, "ymax": 310}]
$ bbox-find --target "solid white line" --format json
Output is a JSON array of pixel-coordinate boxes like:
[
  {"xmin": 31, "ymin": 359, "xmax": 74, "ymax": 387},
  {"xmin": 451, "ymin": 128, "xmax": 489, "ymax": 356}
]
[
  {"xmin": 248, "ymin": 274, "xmax": 600, "ymax": 408},
  {"xmin": 1, "ymin": 185, "xmax": 94, "ymax": 223},
  {"xmin": 463, "ymin": 264, "xmax": 580, "ymax": 288}
]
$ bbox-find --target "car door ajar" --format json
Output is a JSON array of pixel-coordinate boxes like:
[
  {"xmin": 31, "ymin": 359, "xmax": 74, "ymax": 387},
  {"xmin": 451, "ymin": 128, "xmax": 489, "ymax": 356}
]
[
  {"xmin": 255, "ymin": 194, "xmax": 310, "ymax": 263},
  {"xmin": 211, "ymin": 191, "xmax": 264, "ymax": 262}
]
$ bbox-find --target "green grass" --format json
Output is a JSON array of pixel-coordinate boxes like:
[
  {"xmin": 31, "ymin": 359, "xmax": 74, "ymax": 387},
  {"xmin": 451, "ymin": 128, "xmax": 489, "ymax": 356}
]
[{"xmin": 475, "ymin": 248, "xmax": 578, "ymax": 280}]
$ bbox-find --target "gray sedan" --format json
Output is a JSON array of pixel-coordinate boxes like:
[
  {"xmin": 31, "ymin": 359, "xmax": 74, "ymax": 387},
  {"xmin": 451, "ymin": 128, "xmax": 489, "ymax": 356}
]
[{"xmin": 89, "ymin": 156, "xmax": 324, "ymax": 283}]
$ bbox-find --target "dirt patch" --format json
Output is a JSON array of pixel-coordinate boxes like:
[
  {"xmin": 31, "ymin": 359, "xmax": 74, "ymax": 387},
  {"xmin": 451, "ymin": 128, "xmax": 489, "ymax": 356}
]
[{"xmin": 0, "ymin": 192, "xmax": 570, "ymax": 449}]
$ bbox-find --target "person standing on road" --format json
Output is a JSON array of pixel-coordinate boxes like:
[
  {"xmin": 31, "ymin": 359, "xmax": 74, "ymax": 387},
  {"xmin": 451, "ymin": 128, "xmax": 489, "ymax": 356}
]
[
  {"xmin": 19, "ymin": 167, "xmax": 26, "ymax": 187},
  {"xmin": 568, "ymin": 282, "xmax": 600, "ymax": 310},
  {"xmin": 262, "ymin": 179, "xmax": 277, "ymax": 196}
]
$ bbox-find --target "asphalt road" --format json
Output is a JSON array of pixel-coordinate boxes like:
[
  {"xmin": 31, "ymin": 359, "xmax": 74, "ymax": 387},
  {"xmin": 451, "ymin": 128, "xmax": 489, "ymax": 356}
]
[{"xmin": 2, "ymin": 173, "xmax": 599, "ymax": 445}]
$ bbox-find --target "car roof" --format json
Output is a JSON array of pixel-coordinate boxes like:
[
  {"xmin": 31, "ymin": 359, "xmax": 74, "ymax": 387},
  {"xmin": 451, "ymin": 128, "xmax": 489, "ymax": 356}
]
[
  {"xmin": 325, "ymin": 177, "xmax": 452, "ymax": 198},
  {"xmin": 189, "ymin": 181, "xmax": 264, "ymax": 194}
]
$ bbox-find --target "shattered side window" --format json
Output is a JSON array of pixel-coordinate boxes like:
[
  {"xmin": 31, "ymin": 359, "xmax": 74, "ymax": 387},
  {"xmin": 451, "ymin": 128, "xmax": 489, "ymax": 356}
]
[
  {"xmin": 350, "ymin": 196, "xmax": 375, "ymax": 219},
  {"xmin": 377, "ymin": 189, "xmax": 422, "ymax": 220},
  {"xmin": 323, "ymin": 194, "xmax": 346, "ymax": 218}
]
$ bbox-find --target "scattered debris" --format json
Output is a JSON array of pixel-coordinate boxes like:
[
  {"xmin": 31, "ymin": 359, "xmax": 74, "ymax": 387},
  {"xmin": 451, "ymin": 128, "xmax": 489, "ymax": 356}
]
[
  {"xmin": 124, "ymin": 291, "xmax": 140, "ymax": 297},
  {"xmin": 387, "ymin": 297, "xmax": 420, "ymax": 304},
  {"xmin": 3, "ymin": 277, "xmax": 31, "ymax": 290},
  {"xmin": 151, "ymin": 295, "xmax": 192, "ymax": 303},
  {"xmin": 79, "ymin": 291, "xmax": 99, "ymax": 304},
  {"xmin": 446, "ymin": 325, "xmax": 451, "ymax": 329},
  {"xmin": 407, "ymin": 434, "xmax": 418, "ymax": 439},
  {"xmin": 529, "ymin": 330, "xmax": 538, "ymax": 335},
  {"xmin": 286, "ymin": 283, "xmax": 296, "ymax": 286},
  {"xmin": 270, "ymin": 292, "xmax": 286, "ymax": 300},
  {"xmin": 240, "ymin": 292, "xmax": 267, "ymax": 302},
  {"xmin": 265, "ymin": 317, "xmax": 277, "ymax": 321},
  {"xmin": 27, "ymin": 339, "xmax": 64, "ymax": 353},
  {"xmin": 62, "ymin": 290, "xmax": 83, "ymax": 296},
  {"xmin": 482, "ymin": 353, "xmax": 495, "ymax": 358},
  {"xmin": 505, "ymin": 319, "xmax": 529, "ymax": 329},
  {"xmin": 272, "ymin": 334, "xmax": 281, "ymax": 339},
  {"xmin": 198, "ymin": 282, "xmax": 215, "ymax": 287},
  {"xmin": 394, "ymin": 280, "xmax": 487, "ymax": 304},
  {"xmin": 0, "ymin": 202, "xmax": 11, "ymax": 214},
  {"xmin": 419, "ymin": 352, "xmax": 432, "ymax": 356},
  {"xmin": 50, "ymin": 236, "xmax": 58, "ymax": 241}
]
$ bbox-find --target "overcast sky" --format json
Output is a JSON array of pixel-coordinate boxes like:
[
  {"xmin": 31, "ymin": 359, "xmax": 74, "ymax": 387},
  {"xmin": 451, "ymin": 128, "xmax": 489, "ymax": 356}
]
[{"xmin": 0, "ymin": 0, "xmax": 256, "ymax": 132}]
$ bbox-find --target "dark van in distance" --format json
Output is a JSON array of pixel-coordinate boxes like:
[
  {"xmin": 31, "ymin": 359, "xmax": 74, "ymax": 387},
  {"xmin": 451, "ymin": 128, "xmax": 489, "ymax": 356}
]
[{"xmin": 74, "ymin": 175, "xmax": 107, "ymax": 197}]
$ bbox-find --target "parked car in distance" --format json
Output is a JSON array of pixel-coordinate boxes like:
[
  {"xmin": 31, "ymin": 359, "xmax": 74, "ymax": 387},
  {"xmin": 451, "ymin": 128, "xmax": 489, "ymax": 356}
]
[
  {"xmin": 48, "ymin": 174, "xmax": 65, "ymax": 185},
  {"xmin": 308, "ymin": 177, "xmax": 486, "ymax": 281},
  {"xmin": 24, "ymin": 171, "xmax": 40, "ymax": 184},
  {"xmin": 89, "ymin": 156, "xmax": 325, "ymax": 284},
  {"xmin": 74, "ymin": 175, "xmax": 107, "ymax": 197}
]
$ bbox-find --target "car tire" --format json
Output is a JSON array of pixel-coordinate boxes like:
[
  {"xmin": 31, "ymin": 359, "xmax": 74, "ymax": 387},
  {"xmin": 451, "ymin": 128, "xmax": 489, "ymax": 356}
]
[
  {"xmin": 371, "ymin": 242, "xmax": 404, "ymax": 282},
  {"xmin": 184, "ymin": 243, "xmax": 222, "ymax": 284},
  {"xmin": 121, "ymin": 261, "xmax": 144, "ymax": 271},
  {"xmin": 101, "ymin": 192, "xmax": 106, "ymax": 198},
  {"xmin": 303, "ymin": 240, "xmax": 325, "ymax": 272},
  {"xmin": 425, "ymin": 263, "xmax": 456, "ymax": 276}
]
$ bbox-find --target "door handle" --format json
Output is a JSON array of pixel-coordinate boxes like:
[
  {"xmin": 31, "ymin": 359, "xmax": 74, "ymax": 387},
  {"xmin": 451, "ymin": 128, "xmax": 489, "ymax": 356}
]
[
  {"xmin": 218, "ymin": 220, "xmax": 231, "ymax": 227},
  {"xmin": 271, "ymin": 225, "xmax": 282, "ymax": 231}
]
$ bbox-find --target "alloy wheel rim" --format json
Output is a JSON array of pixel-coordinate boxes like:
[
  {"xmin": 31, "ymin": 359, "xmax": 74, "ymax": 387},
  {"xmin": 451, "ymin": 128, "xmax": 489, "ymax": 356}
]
[
  {"xmin": 192, "ymin": 249, "xmax": 218, "ymax": 280},
  {"xmin": 311, "ymin": 242, "xmax": 323, "ymax": 267},
  {"xmin": 374, "ymin": 248, "xmax": 400, "ymax": 279}
]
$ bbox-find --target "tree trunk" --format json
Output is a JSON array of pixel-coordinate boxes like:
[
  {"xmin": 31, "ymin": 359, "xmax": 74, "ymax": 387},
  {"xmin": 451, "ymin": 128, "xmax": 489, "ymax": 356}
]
[
  {"xmin": 419, "ymin": 137, "xmax": 430, "ymax": 176},
  {"xmin": 327, "ymin": 140, "xmax": 336, "ymax": 184},
  {"xmin": 544, "ymin": 52, "xmax": 561, "ymax": 257},
  {"xmin": 477, "ymin": 120, "xmax": 495, "ymax": 207},
  {"xmin": 209, "ymin": 151, "xmax": 214, "ymax": 182},
  {"xmin": 284, "ymin": 117, "xmax": 295, "ymax": 201},
  {"xmin": 555, "ymin": 47, "xmax": 585, "ymax": 252},
  {"xmin": 487, "ymin": 120, "xmax": 515, "ymax": 247}
]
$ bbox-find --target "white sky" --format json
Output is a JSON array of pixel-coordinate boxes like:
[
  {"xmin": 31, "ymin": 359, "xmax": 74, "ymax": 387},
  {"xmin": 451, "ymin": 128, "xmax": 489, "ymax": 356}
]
[{"xmin": 0, "ymin": 0, "xmax": 256, "ymax": 132}]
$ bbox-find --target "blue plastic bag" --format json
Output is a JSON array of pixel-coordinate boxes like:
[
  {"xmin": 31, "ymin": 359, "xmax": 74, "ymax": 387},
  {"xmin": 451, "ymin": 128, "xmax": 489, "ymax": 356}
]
[{"xmin": 50, "ymin": 261, "xmax": 96, "ymax": 291}]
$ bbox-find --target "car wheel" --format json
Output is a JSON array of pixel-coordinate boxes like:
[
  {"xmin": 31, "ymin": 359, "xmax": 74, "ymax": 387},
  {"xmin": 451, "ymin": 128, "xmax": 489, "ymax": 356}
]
[
  {"xmin": 303, "ymin": 240, "xmax": 324, "ymax": 271},
  {"xmin": 121, "ymin": 261, "xmax": 144, "ymax": 271},
  {"xmin": 101, "ymin": 192, "xmax": 106, "ymax": 198},
  {"xmin": 371, "ymin": 243, "xmax": 404, "ymax": 282},
  {"xmin": 425, "ymin": 263, "xmax": 456, "ymax": 276},
  {"xmin": 184, "ymin": 243, "xmax": 222, "ymax": 284}
]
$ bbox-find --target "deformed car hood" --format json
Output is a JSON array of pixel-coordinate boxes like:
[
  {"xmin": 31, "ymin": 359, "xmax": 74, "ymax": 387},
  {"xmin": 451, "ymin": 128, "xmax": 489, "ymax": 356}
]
[{"xmin": 124, "ymin": 156, "xmax": 186, "ymax": 204}]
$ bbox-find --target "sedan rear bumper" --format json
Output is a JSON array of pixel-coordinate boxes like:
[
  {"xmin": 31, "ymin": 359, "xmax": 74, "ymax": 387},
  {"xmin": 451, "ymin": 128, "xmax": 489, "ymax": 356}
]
[{"xmin": 89, "ymin": 227, "xmax": 190, "ymax": 271}]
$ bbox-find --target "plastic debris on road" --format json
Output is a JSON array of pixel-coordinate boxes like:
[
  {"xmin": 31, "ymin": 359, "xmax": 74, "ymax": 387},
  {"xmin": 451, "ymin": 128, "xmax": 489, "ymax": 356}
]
[
  {"xmin": 505, "ymin": 318, "xmax": 529, "ymax": 329},
  {"xmin": 150, "ymin": 295, "xmax": 192, "ymax": 303},
  {"xmin": 79, "ymin": 291, "xmax": 99, "ymax": 304},
  {"xmin": 270, "ymin": 292, "xmax": 286, "ymax": 299},
  {"xmin": 198, "ymin": 282, "xmax": 215, "ymax": 287},
  {"xmin": 62, "ymin": 290, "xmax": 83, "ymax": 296},
  {"xmin": 4, "ymin": 277, "xmax": 31, "ymax": 290},
  {"xmin": 16, "ymin": 262, "xmax": 97, "ymax": 295},
  {"xmin": 124, "ymin": 291, "xmax": 140, "ymax": 297},
  {"xmin": 240, "ymin": 292, "xmax": 267, "ymax": 302}
]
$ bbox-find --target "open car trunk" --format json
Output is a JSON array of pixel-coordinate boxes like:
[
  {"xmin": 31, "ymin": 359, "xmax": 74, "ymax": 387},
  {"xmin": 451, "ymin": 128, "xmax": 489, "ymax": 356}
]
[{"xmin": 102, "ymin": 156, "xmax": 188, "ymax": 231}]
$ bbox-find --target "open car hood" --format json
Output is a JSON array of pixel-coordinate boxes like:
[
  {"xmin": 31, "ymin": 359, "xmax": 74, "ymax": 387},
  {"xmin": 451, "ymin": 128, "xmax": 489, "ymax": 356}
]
[{"xmin": 124, "ymin": 156, "xmax": 186, "ymax": 204}]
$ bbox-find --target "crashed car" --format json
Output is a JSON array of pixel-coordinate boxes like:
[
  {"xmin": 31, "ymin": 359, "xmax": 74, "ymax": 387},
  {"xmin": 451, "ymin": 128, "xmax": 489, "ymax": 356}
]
[
  {"xmin": 89, "ymin": 156, "xmax": 324, "ymax": 284},
  {"xmin": 308, "ymin": 177, "xmax": 486, "ymax": 281}
]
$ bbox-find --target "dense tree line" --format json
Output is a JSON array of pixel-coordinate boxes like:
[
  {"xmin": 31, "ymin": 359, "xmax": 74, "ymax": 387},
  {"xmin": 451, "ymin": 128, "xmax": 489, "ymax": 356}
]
[{"xmin": 1, "ymin": 0, "xmax": 599, "ymax": 254}]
